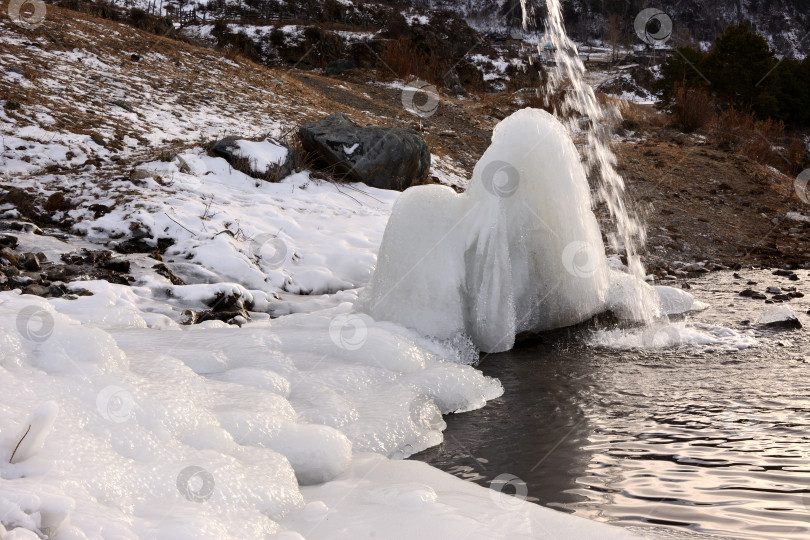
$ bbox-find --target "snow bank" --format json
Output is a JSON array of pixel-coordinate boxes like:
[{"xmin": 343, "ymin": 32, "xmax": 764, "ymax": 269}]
[
  {"xmin": 0, "ymin": 289, "xmax": 503, "ymax": 538},
  {"xmin": 357, "ymin": 108, "xmax": 659, "ymax": 352},
  {"xmin": 232, "ymin": 139, "xmax": 289, "ymax": 174},
  {"xmin": 285, "ymin": 453, "xmax": 640, "ymax": 540}
]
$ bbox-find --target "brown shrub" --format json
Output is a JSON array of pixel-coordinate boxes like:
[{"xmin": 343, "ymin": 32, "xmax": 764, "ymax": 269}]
[
  {"xmin": 710, "ymin": 107, "xmax": 787, "ymax": 170},
  {"xmin": 379, "ymin": 37, "xmax": 444, "ymax": 85},
  {"xmin": 671, "ymin": 82, "xmax": 714, "ymax": 132},
  {"xmin": 710, "ymin": 107, "xmax": 753, "ymax": 148},
  {"xmin": 620, "ymin": 101, "xmax": 671, "ymax": 130},
  {"xmin": 743, "ymin": 117, "xmax": 785, "ymax": 167},
  {"xmin": 787, "ymin": 139, "xmax": 807, "ymax": 175}
]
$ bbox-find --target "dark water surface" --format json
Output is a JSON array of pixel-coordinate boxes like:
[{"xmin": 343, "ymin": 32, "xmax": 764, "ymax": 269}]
[{"xmin": 414, "ymin": 270, "xmax": 810, "ymax": 539}]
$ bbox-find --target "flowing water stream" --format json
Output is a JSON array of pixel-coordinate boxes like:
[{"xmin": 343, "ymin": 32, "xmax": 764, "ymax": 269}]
[
  {"xmin": 521, "ymin": 0, "xmax": 657, "ymax": 324},
  {"xmin": 415, "ymin": 269, "xmax": 810, "ymax": 538}
]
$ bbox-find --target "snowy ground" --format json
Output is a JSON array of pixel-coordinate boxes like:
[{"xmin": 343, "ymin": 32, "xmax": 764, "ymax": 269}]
[{"xmin": 0, "ymin": 173, "xmax": 641, "ymax": 539}]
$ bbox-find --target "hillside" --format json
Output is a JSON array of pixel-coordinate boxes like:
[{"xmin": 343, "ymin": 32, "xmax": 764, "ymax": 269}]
[
  {"xmin": 2, "ymin": 4, "xmax": 809, "ymax": 280},
  {"xmin": 429, "ymin": 0, "xmax": 809, "ymax": 58}
]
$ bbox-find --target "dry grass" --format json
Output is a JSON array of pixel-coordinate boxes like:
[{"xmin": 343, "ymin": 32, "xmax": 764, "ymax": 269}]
[
  {"xmin": 710, "ymin": 108, "xmax": 787, "ymax": 170},
  {"xmin": 619, "ymin": 101, "xmax": 672, "ymax": 130},
  {"xmin": 379, "ymin": 36, "xmax": 444, "ymax": 85},
  {"xmin": 671, "ymin": 83, "xmax": 714, "ymax": 132}
]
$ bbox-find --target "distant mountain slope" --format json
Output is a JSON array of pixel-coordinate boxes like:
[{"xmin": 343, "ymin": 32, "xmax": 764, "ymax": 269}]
[{"xmin": 413, "ymin": 0, "xmax": 809, "ymax": 57}]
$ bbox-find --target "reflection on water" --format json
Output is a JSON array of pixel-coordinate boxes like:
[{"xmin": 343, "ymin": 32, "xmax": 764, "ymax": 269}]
[{"xmin": 414, "ymin": 270, "xmax": 810, "ymax": 538}]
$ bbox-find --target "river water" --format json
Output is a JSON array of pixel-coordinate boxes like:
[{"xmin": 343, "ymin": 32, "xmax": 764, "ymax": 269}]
[{"xmin": 414, "ymin": 269, "xmax": 810, "ymax": 539}]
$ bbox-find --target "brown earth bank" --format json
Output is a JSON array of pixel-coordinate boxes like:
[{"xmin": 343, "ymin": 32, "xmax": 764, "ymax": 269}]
[{"xmin": 1, "ymin": 6, "xmax": 809, "ymax": 276}]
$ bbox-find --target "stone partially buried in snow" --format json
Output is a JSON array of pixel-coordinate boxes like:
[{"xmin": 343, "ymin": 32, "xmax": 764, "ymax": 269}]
[
  {"xmin": 757, "ymin": 305, "xmax": 802, "ymax": 329},
  {"xmin": 210, "ymin": 136, "xmax": 293, "ymax": 181},
  {"xmin": 299, "ymin": 113, "xmax": 430, "ymax": 191}
]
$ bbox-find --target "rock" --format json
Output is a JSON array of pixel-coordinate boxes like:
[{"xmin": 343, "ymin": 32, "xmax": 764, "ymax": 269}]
[
  {"xmin": 205, "ymin": 290, "xmax": 253, "ymax": 313},
  {"xmin": 20, "ymin": 252, "xmax": 41, "ymax": 271},
  {"xmin": 739, "ymin": 289, "xmax": 767, "ymax": 299},
  {"xmin": 0, "ymin": 235, "xmax": 17, "ymax": 249},
  {"xmin": 209, "ymin": 136, "xmax": 293, "ymax": 181},
  {"xmin": 299, "ymin": 113, "xmax": 431, "ymax": 191},
  {"xmin": 178, "ymin": 290, "xmax": 256, "ymax": 326},
  {"xmin": 44, "ymin": 284, "xmax": 68, "ymax": 298},
  {"xmin": 110, "ymin": 99, "xmax": 135, "ymax": 113},
  {"xmin": 766, "ymin": 286, "xmax": 782, "ymax": 294},
  {"xmin": 44, "ymin": 192, "xmax": 68, "ymax": 212},
  {"xmin": 325, "ymin": 59, "xmax": 355, "ymax": 76},
  {"xmin": 130, "ymin": 168, "xmax": 162, "ymax": 183},
  {"xmin": 152, "ymin": 263, "xmax": 185, "ymax": 285},
  {"xmin": 9, "ymin": 275, "xmax": 31, "ymax": 288},
  {"xmin": 45, "ymin": 265, "xmax": 80, "ymax": 281},
  {"xmin": 181, "ymin": 308, "xmax": 249, "ymax": 326},
  {"xmin": 757, "ymin": 305, "xmax": 802, "ymax": 329},
  {"xmin": 683, "ymin": 263, "xmax": 708, "ymax": 273},
  {"xmin": 114, "ymin": 237, "xmax": 155, "ymax": 254},
  {"xmin": 101, "ymin": 259, "xmax": 131, "ymax": 273},
  {"xmin": 21, "ymin": 283, "xmax": 48, "ymax": 296},
  {"xmin": 0, "ymin": 247, "xmax": 18, "ymax": 266},
  {"xmin": 181, "ymin": 309, "xmax": 201, "ymax": 325},
  {"xmin": 174, "ymin": 155, "xmax": 192, "ymax": 173},
  {"xmin": 7, "ymin": 66, "xmax": 25, "ymax": 76}
]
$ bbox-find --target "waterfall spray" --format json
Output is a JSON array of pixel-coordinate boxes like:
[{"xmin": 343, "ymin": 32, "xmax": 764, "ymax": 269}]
[{"xmin": 521, "ymin": 0, "xmax": 657, "ymax": 322}]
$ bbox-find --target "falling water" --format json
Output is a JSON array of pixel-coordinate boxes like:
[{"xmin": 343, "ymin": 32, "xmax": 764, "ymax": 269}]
[{"xmin": 520, "ymin": 0, "xmax": 656, "ymax": 322}]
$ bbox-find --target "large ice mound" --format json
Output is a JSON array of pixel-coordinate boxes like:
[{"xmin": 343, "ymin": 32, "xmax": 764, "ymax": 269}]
[{"xmin": 357, "ymin": 108, "xmax": 658, "ymax": 352}]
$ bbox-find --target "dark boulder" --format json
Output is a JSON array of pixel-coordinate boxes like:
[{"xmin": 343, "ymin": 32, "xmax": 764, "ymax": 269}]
[{"xmin": 299, "ymin": 114, "xmax": 430, "ymax": 191}]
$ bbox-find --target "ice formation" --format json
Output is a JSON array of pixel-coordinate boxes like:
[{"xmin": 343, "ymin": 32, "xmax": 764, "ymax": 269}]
[
  {"xmin": 0, "ymin": 289, "xmax": 504, "ymax": 538},
  {"xmin": 357, "ymin": 108, "xmax": 664, "ymax": 352}
]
